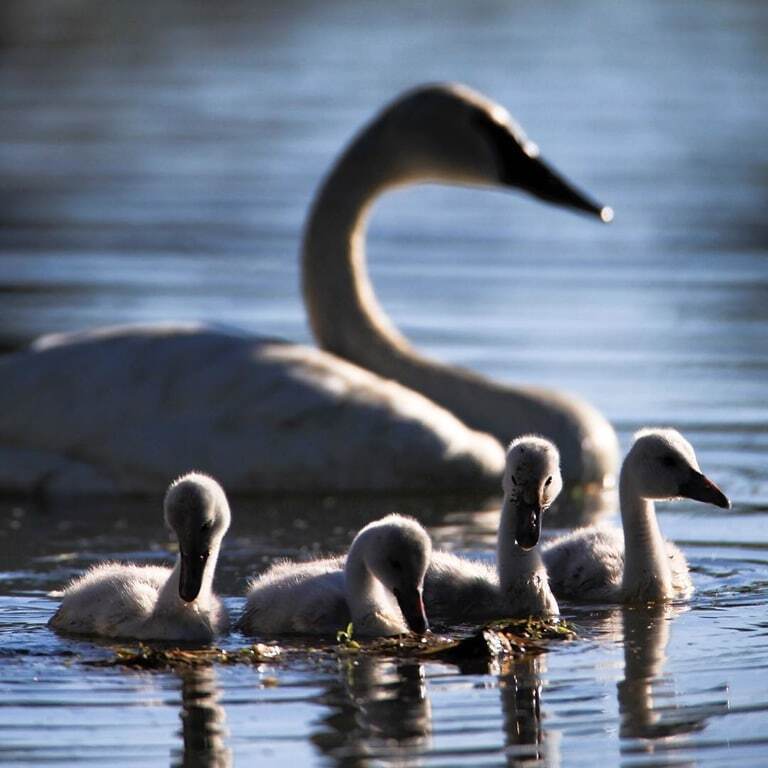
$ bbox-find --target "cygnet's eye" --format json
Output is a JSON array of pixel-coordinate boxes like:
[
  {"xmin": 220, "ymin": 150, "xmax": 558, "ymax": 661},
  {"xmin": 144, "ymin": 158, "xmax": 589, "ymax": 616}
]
[
  {"xmin": 388, "ymin": 558, "xmax": 402, "ymax": 571},
  {"xmin": 544, "ymin": 476, "xmax": 552, "ymax": 487},
  {"xmin": 200, "ymin": 520, "xmax": 213, "ymax": 533},
  {"xmin": 660, "ymin": 455, "xmax": 677, "ymax": 468},
  {"xmin": 509, "ymin": 475, "xmax": 517, "ymax": 486}
]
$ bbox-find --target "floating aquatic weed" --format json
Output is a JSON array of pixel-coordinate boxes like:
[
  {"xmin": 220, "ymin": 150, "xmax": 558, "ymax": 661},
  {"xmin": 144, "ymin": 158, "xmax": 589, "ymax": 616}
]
[
  {"xmin": 89, "ymin": 642, "xmax": 282, "ymax": 670},
  {"xmin": 485, "ymin": 616, "xmax": 577, "ymax": 641},
  {"xmin": 87, "ymin": 617, "xmax": 574, "ymax": 670}
]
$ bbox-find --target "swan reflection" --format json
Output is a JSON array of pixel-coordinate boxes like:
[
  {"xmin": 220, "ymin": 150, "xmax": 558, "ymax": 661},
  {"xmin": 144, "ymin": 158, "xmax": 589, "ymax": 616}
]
[
  {"xmin": 499, "ymin": 653, "xmax": 561, "ymax": 767},
  {"xmin": 172, "ymin": 665, "xmax": 231, "ymax": 768},
  {"xmin": 618, "ymin": 604, "xmax": 728, "ymax": 749},
  {"xmin": 311, "ymin": 656, "xmax": 431, "ymax": 765}
]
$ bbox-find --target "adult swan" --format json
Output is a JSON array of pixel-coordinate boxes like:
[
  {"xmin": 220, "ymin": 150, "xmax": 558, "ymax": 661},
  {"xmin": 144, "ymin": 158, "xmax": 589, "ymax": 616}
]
[{"xmin": 0, "ymin": 84, "xmax": 617, "ymax": 495}]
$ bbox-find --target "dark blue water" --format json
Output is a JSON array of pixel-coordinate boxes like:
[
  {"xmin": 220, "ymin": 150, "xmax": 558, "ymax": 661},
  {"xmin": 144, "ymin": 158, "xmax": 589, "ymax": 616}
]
[{"xmin": 1, "ymin": 0, "xmax": 767, "ymax": 765}]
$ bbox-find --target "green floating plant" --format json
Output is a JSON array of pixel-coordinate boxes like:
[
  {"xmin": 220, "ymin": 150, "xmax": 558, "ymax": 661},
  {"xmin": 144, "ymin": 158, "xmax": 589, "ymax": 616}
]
[{"xmin": 335, "ymin": 622, "xmax": 360, "ymax": 650}]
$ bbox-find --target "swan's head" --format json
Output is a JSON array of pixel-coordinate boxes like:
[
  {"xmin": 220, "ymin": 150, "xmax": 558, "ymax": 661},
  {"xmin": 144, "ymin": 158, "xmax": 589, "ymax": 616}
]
[
  {"xmin": 372, "ymin": 83, "xmax": 611, "ymax": 221},
  {"xmin": 358, "ymin": 514, "xmax": 432, "ymax": 634},
  {"xmin": 503, "ymin": 435, "xmax": 563, "ymax": 550},
  {"xmin": 164, "ymin": 472, "xmax": 232, "ymax": 602},
  {"xmin": 624, "ymin": 428, "xmax": 730, "ymax": 508}
]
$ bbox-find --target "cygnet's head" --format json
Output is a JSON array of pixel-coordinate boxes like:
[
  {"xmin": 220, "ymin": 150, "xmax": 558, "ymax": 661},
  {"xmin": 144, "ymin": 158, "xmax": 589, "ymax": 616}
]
[
  {"xmin": 624, "ymin": 429, "xmax": 730, "ymax": 508},
  {"xmin": 164, "ymin": 472, "xmax": 232, "ymax": 602},
  {"xmin": 371, "ymin": 83, "xmax": 611, "ymax": 221},
  {"xmin": 358, "ymin": 515, "xmax": 432, "ymax": 634},
  {"xmin": 503, "ymin": 436, "xmax": 563, "ymax": 550}
]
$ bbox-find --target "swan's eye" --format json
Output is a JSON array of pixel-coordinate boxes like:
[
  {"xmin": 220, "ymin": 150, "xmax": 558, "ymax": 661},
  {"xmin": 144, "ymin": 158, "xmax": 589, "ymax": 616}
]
[
  {"xmin": 544, "ymin": 476, "xmax": 552, "ymax": 487},
  {"xmin": 510, "ymin": 475, "xmax": 517, "ymax": 486},
  {"xmin": 388, "ymin": 558, "xmax": 402, "ymax": 571},
  {"xmin": 200, "ymin": 521, "xmax": 213, "ymax": 533},
  {"xmin": 660, "ymin": 455, "xmax": 677, "ymax": 468}
]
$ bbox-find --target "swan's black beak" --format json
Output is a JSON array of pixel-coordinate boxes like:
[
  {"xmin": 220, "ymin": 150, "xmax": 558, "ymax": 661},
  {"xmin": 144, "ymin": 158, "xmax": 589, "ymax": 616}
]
[
  {"xmin": 394, "ymin": 587, "xmax": 429, "ymax": 634},
  {"xmin": 513, "ymin": 151, "xmax": 613, "ymax": 222},
  {"xmin": 484, "ymin": 116, "xmax": 612, "ymax": 222},
  {"xmin": 179, "ymin": 549, "xmax": 209, "ymax": 602},
  {"xmin": 515, "ymin": 502, "xmax": 543, "ymax": 550},
  {"xmin": 679, "ymin": 471, "xmax": 730, "ymax": 509}
]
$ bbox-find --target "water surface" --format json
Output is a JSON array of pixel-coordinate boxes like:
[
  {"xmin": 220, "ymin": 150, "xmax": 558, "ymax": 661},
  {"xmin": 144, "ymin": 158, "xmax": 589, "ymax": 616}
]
[{"xmin": 1, "ymin": 0, "xmax": 767, "ymax": 765}]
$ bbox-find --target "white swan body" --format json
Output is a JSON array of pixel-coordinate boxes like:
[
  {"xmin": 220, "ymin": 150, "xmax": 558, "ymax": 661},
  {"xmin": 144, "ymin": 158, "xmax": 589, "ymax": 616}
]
[
  {"xmin": 238, "ymin": 514, "xmax": 431, "ymax": 637},
  {"xmin": 0, "ymin": 324, "xmax": 502, "ymax": 494},
  {"xmin": 424, "ymin": 436, "xmax": 561, "ymax": 623},
  {"xmin": 0, "ymin": 83, "xmax": 617, "ymax": 495},
  {"xmin": 542, "ymin": 429, "xmax": 730, "ymax": 603},
  {"xmin": 49, "ymin": 472, "xmax": 231, "ymax": 640}
]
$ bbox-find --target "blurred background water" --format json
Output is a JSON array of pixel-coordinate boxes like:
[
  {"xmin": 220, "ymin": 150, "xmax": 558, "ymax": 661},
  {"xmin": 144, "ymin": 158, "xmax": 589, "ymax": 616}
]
[{"xmin": 1, "ymin": 0, "xmax": 767, "ymax": 765}]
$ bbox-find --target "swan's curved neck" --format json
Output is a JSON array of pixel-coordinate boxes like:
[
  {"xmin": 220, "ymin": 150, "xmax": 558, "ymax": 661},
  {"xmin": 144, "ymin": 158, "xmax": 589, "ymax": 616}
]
[
  {"xmin": 496, "ymin": 495, "xmax": 547, "ymax": 591},
  {"xmin": 301, "ymin": 125, "xmax": 611, "ymax": 476},
  {"xmin": 344, "ymin": 532, "xmax": 400, "ymax": 633},
  {"xmin": 157, "ymin": 541, "xmax": 222, "ymax": 611},
  {"xmin": 619, "ymin": 468, "xmax": 673, "ymax": 601},
  {"xmin": 302, "ymin": 132, "xmax": 414, "ymax": 369}
]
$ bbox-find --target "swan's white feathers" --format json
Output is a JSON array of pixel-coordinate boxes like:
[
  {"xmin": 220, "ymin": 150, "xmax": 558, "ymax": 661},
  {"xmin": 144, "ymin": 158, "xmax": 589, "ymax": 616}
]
[
  {"xmin": 542, "ymin": 526, "xmax": 626, "ymax": 601},
  {"xmin": 49, "ymin": 561, "xmax": 229, "ymax": 640},
  {"xmin": 423, "ymin": 551, "xmax": 501, "ymax": 623},
  {"xmin": 239, "ymin": 556, "xmax": 347, "ymax": 635},
  {"xmin": 543, "ymin": 527, "xmax": 692, "ymax": 602},
  {"xmin": 50, "ymin": 562, "xmax": 170, "ymax": 636},
  {"xmin": 0, "ymin": 324, "xmax": 503, "ymax": 494}
]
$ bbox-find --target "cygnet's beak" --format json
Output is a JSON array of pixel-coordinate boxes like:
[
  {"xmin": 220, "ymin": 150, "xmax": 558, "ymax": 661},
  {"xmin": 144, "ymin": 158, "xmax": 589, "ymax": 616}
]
[
  {"xmin": 514, "ymin": 501, "xmax": 543, "ymax": 550},
  {"xmin": 179, "ymin": 548, "xmax": 210, "ymax": 602},
  {"xmin": 394, "ymin": 587, "xmax": 429, "ymax": 634},
  {"xmin": 678, "ymin": 471, "xmax": 730, "ymax": 509}
]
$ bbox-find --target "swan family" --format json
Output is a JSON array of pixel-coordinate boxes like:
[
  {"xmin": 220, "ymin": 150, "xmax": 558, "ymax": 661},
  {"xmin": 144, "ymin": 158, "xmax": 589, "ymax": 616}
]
[
  {"xmin": 8, "ymin": 85, "xmax": 727, "ymax": 640},
  {"xmin": 0, "ymin": 83, "xmax": 617, "ymax": 496},
  {"xmin": 48, "ymin": 428, "xmax": 729, "ymax": 642}
]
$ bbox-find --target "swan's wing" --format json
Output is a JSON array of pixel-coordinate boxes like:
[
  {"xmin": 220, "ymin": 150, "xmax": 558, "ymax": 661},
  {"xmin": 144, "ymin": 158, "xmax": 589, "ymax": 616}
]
[
  {"xmin": 239, "ymin": 556, "xmax": 349, "ymax": 635},
  {"xmin": 424, "ymin": 550, "xmax": 501, "ymax": 623},
  {"xmin": 49, "ymin": 562, "xmax": 171, "ymax": 637},
  {"xmin": 542, "ymin": 526, "xmax": 625, "ymax": 601},
  {"xmin": 0, "ymin": 324, "xmax": 504, "ymax": 494}
]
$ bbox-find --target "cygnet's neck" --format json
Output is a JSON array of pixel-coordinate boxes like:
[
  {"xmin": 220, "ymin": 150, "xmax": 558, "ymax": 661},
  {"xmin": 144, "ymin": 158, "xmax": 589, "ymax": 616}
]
[
  {"xmin": 619, "ymin": 467, "xmax": 673, "ymax": 601},
  {"xmin": 157, "ymin": 539, "xmax": 222, "ymax": 612},
  {"xmin": 344, "ymin": 531, "xmax": 403, "ymax": 635},
  {"xmin": 496, "ymin": 495, "xmax": 548, "ymax": 596}
]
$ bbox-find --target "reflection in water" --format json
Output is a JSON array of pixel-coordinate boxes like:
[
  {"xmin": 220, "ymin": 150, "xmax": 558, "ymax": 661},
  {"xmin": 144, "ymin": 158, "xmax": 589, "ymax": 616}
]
[
  {"xmin": 312, "ymin": 656, "xmax": 431, "ymax": 765},
  {"xmin": 618, "ymin": 605, "xmax": 728, "ymax": 752},
  {"xmin": 173, "ymin": 666, "xmax": 231, "ymax": 768},
  {"xmin": 499, "ymin": 654, "xmax": 560, "ymax": 767}
]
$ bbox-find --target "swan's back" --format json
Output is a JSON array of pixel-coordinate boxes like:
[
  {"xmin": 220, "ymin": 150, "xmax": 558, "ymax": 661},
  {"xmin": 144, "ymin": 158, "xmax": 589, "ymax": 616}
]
[
  {"xmin": 239, "ymin": 556, "xmax": 348, "ymax": 635},
  {"xmin": 0, "ymin": 324, "xmax": 503, "ymax": 494},
  {"xmin": 542, "ymin": 527, "xmax": 625, "ymax": 601},
  {"xmin": 542, "ymin": 527, "xmax": 692, "ymax": 601},
  {"xmin": 49, "ymin": 562, "xmax": 171, "ymax": 637},
  {"xmin": 423, "ymin": 551, "xmax": 501, "ymax": 623}
]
